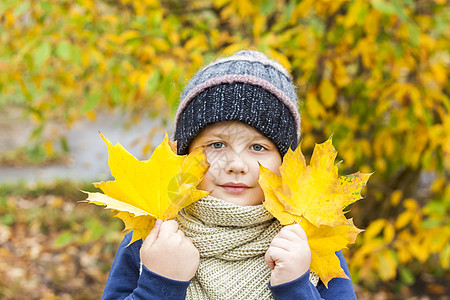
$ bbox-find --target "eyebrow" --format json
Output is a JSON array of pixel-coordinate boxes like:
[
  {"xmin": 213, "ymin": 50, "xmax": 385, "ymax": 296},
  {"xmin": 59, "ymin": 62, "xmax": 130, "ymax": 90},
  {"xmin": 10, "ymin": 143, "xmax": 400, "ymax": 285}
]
[{"xmin": 205, "ymin": 130, "xmax": 264, "ymax": 140}]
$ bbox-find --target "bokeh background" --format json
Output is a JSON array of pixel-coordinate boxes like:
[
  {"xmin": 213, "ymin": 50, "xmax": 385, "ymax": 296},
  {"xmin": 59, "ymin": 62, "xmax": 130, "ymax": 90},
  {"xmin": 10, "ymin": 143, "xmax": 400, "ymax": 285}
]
[{"xmin": 0, "ymin": 0, "xmax": 449, "ymax": 299}]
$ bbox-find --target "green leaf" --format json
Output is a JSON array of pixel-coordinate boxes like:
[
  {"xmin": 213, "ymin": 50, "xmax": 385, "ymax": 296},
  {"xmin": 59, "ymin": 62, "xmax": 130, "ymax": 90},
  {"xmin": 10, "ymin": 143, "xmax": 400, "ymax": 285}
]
[
  {"xmin": 1, "ymin": 214, "xmax": 15, "ymax": 226},
  {"xmin": 0, "ymin": 0, "xmax": 21, "ymax": 14},
  {"xmin": 54, "ymin": 231, "xmax": 77, "ymax": 248},
  {"xmin": 435, "ymin": 14, "xmax": 448, "ymax": 34},
  {"xmin": 81, "ymin": 91, "xmax": 101, "ymax": 113},
  {"xmin": 357, "ymin": 4, "xmax": 370, "ymax": 25},
  {"xmin": 56, "ymin": 41, "xmax": 72, "ymax": 60},
  {"xmin": 13, "ymin": 0, "xmax": 29, "ymax": 16},
  {"xmin": 110, "ymin": 85, "xmax": 121, "ymax": 104},
  {"xmin": 399, "ymin": 266, "xmax": 415, "ymax": 285},
  {"xmin": 146, "ymin": 70, "xmax": 160, "ymax": 94},
  {"xmin": 71, "ymin": 45, "xmax": 82, "ymax": 66},
  {"xmin": 392, "ymin": 0, "xmax": 410, "ymax": 22},
  {"xmin": 421, "ymin": 218, "xmax": 442, "ymax": 228},
  {"xmin": 160, "ymin": 71, "xmax": 173, "ymax": 101},
  {"xmin": 407, "ymin": 22, "xmax": 419, "ymax": 48},
  {"xmin": 260, "ymin": 0, "xmax": 275, "ymax": 15},
  {"xmin": 60, "ymin": 137, "xmax": 70, "ymax": 152},
  {"xmin": 30, "ymin": 124, "xmax": 44, "ymax": 139},
  {"xmin": 39, "ymin": 1, "xmax": 53, "ymax": 13},
  {"xmin": 283, "ymin": 0, "xmax": 296, "ymax": 24},
  {"xmin": 310, "ymin": 17, "xmax": 325, "ymax": 37},
  {"xmin": 371, "ymin": 0, "xmax": 397, "ymax": 15},
  {"xmin": 33, "ymin": 42, "xmax": 52, "ymax": 69},
  {"xmin": 84, "ymin": 219, "xmax": 105, "ymax": 242}
]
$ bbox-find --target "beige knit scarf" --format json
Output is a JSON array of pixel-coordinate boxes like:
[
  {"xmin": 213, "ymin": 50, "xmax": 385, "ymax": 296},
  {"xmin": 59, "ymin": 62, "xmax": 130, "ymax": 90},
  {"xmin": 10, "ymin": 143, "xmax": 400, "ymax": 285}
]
[{"xmin": 176, "ymin": 195, "xmax": 319, "ymax": 300}]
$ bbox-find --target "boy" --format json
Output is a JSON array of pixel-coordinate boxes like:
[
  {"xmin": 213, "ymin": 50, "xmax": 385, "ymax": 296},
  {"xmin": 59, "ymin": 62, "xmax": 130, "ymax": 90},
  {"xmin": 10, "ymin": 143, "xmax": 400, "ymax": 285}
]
[{"xmin": 102, "ymin": 51, "xmax": 357, "ymax": 299}]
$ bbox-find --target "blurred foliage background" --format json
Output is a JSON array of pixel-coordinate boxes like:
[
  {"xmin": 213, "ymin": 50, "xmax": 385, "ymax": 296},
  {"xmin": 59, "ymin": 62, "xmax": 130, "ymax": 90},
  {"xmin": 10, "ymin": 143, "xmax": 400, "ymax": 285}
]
[{"xmin": 0, "ymin": 0, "xmax": 449, "ymax": 298}]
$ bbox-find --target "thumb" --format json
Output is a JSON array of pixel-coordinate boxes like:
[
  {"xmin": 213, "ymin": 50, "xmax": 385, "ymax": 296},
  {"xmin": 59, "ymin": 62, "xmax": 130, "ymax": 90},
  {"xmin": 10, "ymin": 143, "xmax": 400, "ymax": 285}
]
[
  {"xmin": 144, "ymin": 219, "xmax": 163, "ymax": 247},
  {"xmin": 265, "ymin": 248, "xmax": 276, "ymax": 270}
]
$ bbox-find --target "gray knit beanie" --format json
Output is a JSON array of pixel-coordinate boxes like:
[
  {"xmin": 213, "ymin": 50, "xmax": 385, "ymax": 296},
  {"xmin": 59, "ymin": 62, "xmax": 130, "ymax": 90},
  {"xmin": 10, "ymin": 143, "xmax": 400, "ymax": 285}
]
[{"xmin": 174, "ymin": 50, "xmax": 301, "ymax": 156}]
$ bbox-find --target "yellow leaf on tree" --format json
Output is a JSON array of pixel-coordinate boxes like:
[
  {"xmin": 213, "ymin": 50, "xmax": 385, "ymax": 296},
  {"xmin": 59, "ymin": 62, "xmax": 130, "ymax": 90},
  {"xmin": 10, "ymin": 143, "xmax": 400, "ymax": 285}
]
[
  {"xmin": 84, "ymin": 132, "xmax": 209, "ymax": 245},
  {"xmin": 319, "ymin": 79, "xmax": 337, "ymax": 108},
  {"xmin": 259, "ymin": 136, "xmax": 371, "ymax": 287}
]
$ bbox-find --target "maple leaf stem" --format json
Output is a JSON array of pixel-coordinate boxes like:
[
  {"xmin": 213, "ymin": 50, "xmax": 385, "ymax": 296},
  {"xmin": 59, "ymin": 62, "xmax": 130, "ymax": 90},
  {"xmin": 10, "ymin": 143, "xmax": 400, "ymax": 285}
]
[{"xmin": 297, "ymin": 216, "xmax": 303, "ymax": 225}]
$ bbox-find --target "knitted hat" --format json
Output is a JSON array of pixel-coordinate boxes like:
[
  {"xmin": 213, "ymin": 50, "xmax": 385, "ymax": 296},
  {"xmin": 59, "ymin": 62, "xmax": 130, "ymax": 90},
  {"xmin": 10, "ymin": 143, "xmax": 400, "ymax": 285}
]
[{"xmin": 174, "ymin": 50, "xmax": 301, "ymax": 156}]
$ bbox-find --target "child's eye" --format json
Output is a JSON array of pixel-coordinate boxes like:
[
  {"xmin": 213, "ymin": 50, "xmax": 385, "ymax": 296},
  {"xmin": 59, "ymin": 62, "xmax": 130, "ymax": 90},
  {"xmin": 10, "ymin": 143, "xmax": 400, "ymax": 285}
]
[
  {"xmin": 210, "ymin": 142, "xmax": 225, "ymax": 149},
  {"xmin": 251, "ymin": 144, "xmax": 266, "ymax": 152}
]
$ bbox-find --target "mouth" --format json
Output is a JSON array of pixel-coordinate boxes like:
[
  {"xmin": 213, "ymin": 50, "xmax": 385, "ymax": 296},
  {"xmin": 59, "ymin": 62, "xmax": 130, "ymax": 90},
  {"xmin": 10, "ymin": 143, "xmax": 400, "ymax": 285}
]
[{"xmin": 220, "ymin": 182, "xmax": 250, "ymax": 194}]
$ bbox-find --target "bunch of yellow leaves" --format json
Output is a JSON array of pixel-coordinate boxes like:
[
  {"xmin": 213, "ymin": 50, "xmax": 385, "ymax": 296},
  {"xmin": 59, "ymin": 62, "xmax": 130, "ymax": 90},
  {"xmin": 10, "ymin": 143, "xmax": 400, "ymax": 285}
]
[
  {"xmin": 83, "ymin": 133, "xmax": 209, "ymax": 245},
  {"xmin": 259, "ymin": 137, "xmax": 371, "ymax": 287}
]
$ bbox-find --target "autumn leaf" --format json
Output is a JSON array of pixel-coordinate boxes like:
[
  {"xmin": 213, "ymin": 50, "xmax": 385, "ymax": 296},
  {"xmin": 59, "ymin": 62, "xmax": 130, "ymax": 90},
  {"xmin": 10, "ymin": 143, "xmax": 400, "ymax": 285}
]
[
  {"xmin": 84, "ymin": 132, "xmax": 209, "ymax": 245},
  {"xmin": 259, "ymin": 136, "xmax": 371, "ymax": 287},
  {"xmin": 259, "ymin": 166, "xmax": 298, "ymax": 225},
  {"xmin": 261, "ymin": 137, "xmax": 371, "ymax": 228},
  {"xmin": 303, "ymin": 218, "xmax": 363, "ymax": 287}
]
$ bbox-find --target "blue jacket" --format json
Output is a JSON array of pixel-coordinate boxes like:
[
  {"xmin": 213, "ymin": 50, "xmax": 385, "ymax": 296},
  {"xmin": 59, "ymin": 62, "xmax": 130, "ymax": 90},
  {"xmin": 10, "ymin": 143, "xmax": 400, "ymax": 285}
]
[{"xmin": 103, "ymin": 232, "xmax": 357, "ymax": 299}]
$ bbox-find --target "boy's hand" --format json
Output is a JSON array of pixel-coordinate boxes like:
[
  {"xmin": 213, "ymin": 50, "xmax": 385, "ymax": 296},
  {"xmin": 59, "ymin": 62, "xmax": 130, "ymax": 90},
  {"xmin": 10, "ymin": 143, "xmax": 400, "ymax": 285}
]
[
  {"xmin": 265, "ymin": 224, "xmax": 311, "ymax": 286},
  {"xmin": 140, "ymin": 219, "xmax": 199, "ymax": 281}
]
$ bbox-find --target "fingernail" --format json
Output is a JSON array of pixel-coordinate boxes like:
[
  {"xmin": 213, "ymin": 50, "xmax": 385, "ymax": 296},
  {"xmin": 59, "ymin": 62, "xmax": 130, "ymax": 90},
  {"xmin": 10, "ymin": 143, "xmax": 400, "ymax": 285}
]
[{"xmin": 155, "ymin": 219, "xmax": 163, "ymax": 226}]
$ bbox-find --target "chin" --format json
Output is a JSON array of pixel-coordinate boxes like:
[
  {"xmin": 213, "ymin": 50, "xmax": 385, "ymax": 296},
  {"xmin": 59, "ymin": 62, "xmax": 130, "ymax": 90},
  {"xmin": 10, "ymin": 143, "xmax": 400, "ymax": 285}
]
[
  {"xmin": 208, "ymin": 189, "xmax": 263, "ymax": 206},
  {"xmin": 228, "ymin": 196, "xmax": 262, "ymax": 206}
]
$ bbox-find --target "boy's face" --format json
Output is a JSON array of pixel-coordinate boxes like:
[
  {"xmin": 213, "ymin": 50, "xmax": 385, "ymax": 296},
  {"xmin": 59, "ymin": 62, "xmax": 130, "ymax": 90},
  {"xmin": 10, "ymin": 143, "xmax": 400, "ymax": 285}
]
[{"xmin": 188, "ymin": 121, "xmax": 282, "ymax": 206}]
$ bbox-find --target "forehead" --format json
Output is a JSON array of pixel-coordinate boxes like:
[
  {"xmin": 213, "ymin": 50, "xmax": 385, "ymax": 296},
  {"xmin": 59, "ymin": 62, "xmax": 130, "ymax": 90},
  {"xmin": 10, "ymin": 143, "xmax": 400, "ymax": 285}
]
[{"xmin": 196, "ymin": 121, "xmax": 266, "ymax": 140}]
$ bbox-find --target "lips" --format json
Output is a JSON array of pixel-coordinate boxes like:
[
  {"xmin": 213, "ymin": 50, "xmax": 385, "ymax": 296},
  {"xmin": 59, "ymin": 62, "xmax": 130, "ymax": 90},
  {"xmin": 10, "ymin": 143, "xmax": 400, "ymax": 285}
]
[{"xmin": 220, "ymin": 182, "xmax": 250, "ymax": 194}]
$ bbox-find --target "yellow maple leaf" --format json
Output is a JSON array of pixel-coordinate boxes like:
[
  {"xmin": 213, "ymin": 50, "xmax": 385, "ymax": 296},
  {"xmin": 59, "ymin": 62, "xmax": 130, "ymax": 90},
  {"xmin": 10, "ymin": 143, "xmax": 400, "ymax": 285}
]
[
  {"xmin": 258, "ymin": 167, "xmax": 298, "ymax": 225},
  {"xmin": 259, "ymin": 136, "xmax": 371, "ymax": 287},
  {"xmin": 84, "ymin": 132, "xmax": 209, "ymax": 245},
  {"xmin": 303, "ymin": 218, "xmax": 362, "ymax": 287},
  {"xmin": 262, "ymin": 137, "xmax": 371, "ymax": 228}
]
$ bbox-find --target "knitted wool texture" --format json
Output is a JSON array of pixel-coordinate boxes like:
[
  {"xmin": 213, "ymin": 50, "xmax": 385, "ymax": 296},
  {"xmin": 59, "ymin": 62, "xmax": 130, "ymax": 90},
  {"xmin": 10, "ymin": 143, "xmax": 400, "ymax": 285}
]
[
  {"xmin": 176, "ymin": 195, "xmax": 319, "ymax": 300},
  {"xmin": 174, "ymin": 50, "xmax": 301, "ymax": 156}
]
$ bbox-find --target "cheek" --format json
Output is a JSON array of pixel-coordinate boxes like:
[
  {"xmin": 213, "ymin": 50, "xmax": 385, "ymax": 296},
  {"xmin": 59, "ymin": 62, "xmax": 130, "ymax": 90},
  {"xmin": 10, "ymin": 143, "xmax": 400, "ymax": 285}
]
[
  {"xmin": 272, "ymin": 162, "xmax": 282, "ymax": 176},
  {"xmin": 198, "ymin": 171, "xmax": 214, "ymax": 190},
  {"xmin": 204, "ymin": 150, "xmax": 233, "ymax": 174},
  {"xmin": 259, "ymin": 156, "xmax": 282, "ymax": 176},
  {"xmin": 249, "ymin": 160, "xmax": 263, "ymax": 176},
  {"xmin": 198, "ymin": 153, "xmax": 225, "ymax": 187},
  {"xmin": 205, "ymin": 150, "xmax": 223, "ymax": 166}
]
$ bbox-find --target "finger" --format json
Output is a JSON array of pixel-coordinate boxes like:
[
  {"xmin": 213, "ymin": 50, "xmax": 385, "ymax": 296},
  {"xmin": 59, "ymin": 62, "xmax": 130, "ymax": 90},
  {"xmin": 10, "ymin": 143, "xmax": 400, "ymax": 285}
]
[
  {"xmin": 265, "ymin": 246, "xmax": 286, "ymax": 270},
  {"xmin": 265, "ymin": 254, "xmax": 275, "ymax": 270},
  {"xmin": 281, "ymin": 224, "xmax": 308, "ymax": 241},
  {"xmin": 275, "ymin": 227, "xmax": 302, "ymax": 242},
  {"xmin": 292, "ymin": 224, "xmax": 308, "ymax": 240},
  {"xmin": 265, "ymin": 248, "xmax": 275, "ymax": 270},
  {"xmin": 144, "ymin": 219, "xmax": 162, "ymax": 246},
  {"xmin": 159, "ymin": 219, "xmax": 179, "ymax": 238},
  {"xmin": 269, "ymin": 236, "xmax": 294, "ymax": 252},
  {"xmin": 176, "ymin": 229, "xmax": 185, "ymax": 238}
]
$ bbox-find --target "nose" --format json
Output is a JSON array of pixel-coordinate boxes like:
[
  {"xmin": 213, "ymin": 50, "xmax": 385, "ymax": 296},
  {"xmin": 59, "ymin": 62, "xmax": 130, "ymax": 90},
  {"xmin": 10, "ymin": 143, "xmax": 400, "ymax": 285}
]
[{"xmin": 225, "ymin": 151, "xmax": 249, "ymax": 174}]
